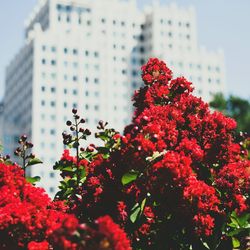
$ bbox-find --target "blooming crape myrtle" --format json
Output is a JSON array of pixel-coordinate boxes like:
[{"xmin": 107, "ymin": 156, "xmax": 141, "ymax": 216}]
[
  {"xmin": 55, "ymin": 58, "xmax": 249, "ymax": 250},
  {"xmin": 0, "ymin": 162, "xmax": 131, "ymax": 250}
]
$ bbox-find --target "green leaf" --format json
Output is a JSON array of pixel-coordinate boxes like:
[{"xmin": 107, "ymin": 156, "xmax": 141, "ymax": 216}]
[
  {"xmin": 232, "ymin": 237, "xmax": 240, "ymax": 248},
  {"xmin": 140, "ymin": 198, "xmax": 147, "ymax": 215},
  {"xmin": 236, "ymin": 213, "xmax": 250, "ymax": 228},
  {"xmin": 27, "ymin": 158, "xmax": 43, "ymax": 166},
  {"xmin": 62, "ymin": 166, "xmax": 74, "ymax": 172},
  {"xmin": 227, "ymin": 228, "xmax": 244, "ymax": 237},
  {"xmin": 130, "ymin": 204, "xmax": 141, "ymax": 223},
  {"xmin": 26, "ymin": 176, "xmax": 41, "ymax": 184},
  {"xmin": 201, "ymin": 242, "xmax": 210, "ymax": 250},
  {"xmin": 121, "ymin": 171, "xmax": 139, "ymax": 185},
  {"xmin": 79, "ymin": 167, "xmax": 86, "ymax": 178}
]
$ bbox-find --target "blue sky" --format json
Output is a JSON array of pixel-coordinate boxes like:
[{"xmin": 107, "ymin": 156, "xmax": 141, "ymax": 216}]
[{"xmin": 0, "ymin": 0, "xmax": 249, "ymax": 100}]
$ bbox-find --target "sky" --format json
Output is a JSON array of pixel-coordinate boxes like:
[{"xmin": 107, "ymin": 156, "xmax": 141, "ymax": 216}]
[{"xmin": 0, "ymin": 0, "xmax": 249, "ymax": 100}]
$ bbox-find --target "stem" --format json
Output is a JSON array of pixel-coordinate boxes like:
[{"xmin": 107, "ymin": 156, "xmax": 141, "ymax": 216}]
[
  {"xmin": 75, "ymin": 118, "xmax": 80, "ymax": 186},
  {"xmin": 22, "ymin": 144, "xmax": 26, "ymax": 178}
]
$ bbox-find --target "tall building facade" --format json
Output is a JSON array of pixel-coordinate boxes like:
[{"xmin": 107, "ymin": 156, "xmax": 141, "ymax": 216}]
[
  {"xmin": 2, "ymin": 0, "xmax": 225, "ymax": 196},
  {"xmin": 140, "ymin": 2, "xmax": 226, "ymax": 101}
]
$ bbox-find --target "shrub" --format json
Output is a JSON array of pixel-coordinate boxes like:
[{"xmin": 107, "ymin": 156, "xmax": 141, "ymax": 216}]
[{"xmin": 0, "ymin": 58, "xmax": 249, "ymax": 250}]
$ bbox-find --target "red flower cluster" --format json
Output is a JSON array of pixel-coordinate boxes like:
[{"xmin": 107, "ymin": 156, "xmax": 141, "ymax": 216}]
[
  {"xmin": 0, "ymin": 162, "xmax": 131, "ymax": 250},
  {"xmin": 68, "ymin": 58, "xmax": 249, "ymax": 249},
  {"xmin": 97, "ymin": 216, "xmax": 132, "ymax": 250},
  {"xmin": 141, "ymin": 58, "xmax": 172, "ymax": 85}
]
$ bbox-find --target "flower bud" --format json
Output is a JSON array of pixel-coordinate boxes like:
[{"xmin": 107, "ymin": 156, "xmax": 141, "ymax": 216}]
[
  {"xmin": 72, "ymin": 108, "xmax": 77, "ymax": 114},
  {"xmin": 85, "ymin": 129, "xmax": 91, "ymax": 136},
  {"xmin": 66, "ymin": 120, "xmax": 72, "ymax": 126}
]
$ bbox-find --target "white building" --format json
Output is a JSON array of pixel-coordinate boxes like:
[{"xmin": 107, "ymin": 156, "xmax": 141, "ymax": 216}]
[
  {"xmin": 2, "ymin": 0, "xmax": 225, "ymax": 196},
  {"xmin": 140, "ymin": 2, "xmax": 226, "ymax": 101}
]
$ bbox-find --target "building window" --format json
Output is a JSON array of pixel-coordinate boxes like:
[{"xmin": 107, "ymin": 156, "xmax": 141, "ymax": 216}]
[
  {"xmin": 51, "ymin": 60, "xmax": 56, "ymax": 65},
  {"xmin": 50, "ymin": 129, "xmax": 56, "ymax": 135},
  {"xmin": 51, "ymin": 87, "xmax": 56, "ymax": 93},
  {"xmin": 42, "ymin": 59, "xmax": 46, "ymax": 64},
  {"xmin": 50, "ymin": 172, "xmax": 55, "ymax": 178},
  {"xmin": 41, "ymin": 100, "xmax": 45, "ymax": 106},
  {"xmin": 73, "ymin": 89, "xmax": 77, "ymax": 95},
  {"xmin": 140, "ymin": 47, "xmax": 145, "ymax": 53},
  {"xmin": 41, "ymin": 86, "xmax": 45, "ymax": 92},
  {"xmin": 51, "ymin": 101, "xmax": 56, "ymax": 107},
  {"xmin": 73, "ymin": 49, "xmax": 78, "ymax": 55}
]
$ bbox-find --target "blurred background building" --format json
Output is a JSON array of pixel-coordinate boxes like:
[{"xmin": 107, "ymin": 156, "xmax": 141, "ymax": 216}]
[{"xmin": 2, "ymin": 0, "xmax": 225, "ymax": 196}]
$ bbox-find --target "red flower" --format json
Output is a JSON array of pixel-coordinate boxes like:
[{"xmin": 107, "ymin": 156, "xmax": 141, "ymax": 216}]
[
  {"xmin": 27, "ymin": 241, "xmax": 49, "ymax": 250},
  {"xmin": 97, "ymin": 216, "xmax": 132, "ymax": 250}
]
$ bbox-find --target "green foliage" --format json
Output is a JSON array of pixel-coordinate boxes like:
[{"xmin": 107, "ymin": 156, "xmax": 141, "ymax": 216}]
[
  {"xmin": 26, "ymin": 158, "xmax": 43, "ymax": 167},
  {"xmin": 225, "ymin": 211, "xmax": 250, "ymax": 249},
  {"xmin": 26, "ymin": 176, "xmax": 41, "ymax": 184},
  {"xmin": 122, "ymin": 170, "xmax": 139, "ymax": 185},
  {"xmin": 210, "ymin": 93, "xmax": 250, "ymax": 134}
]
